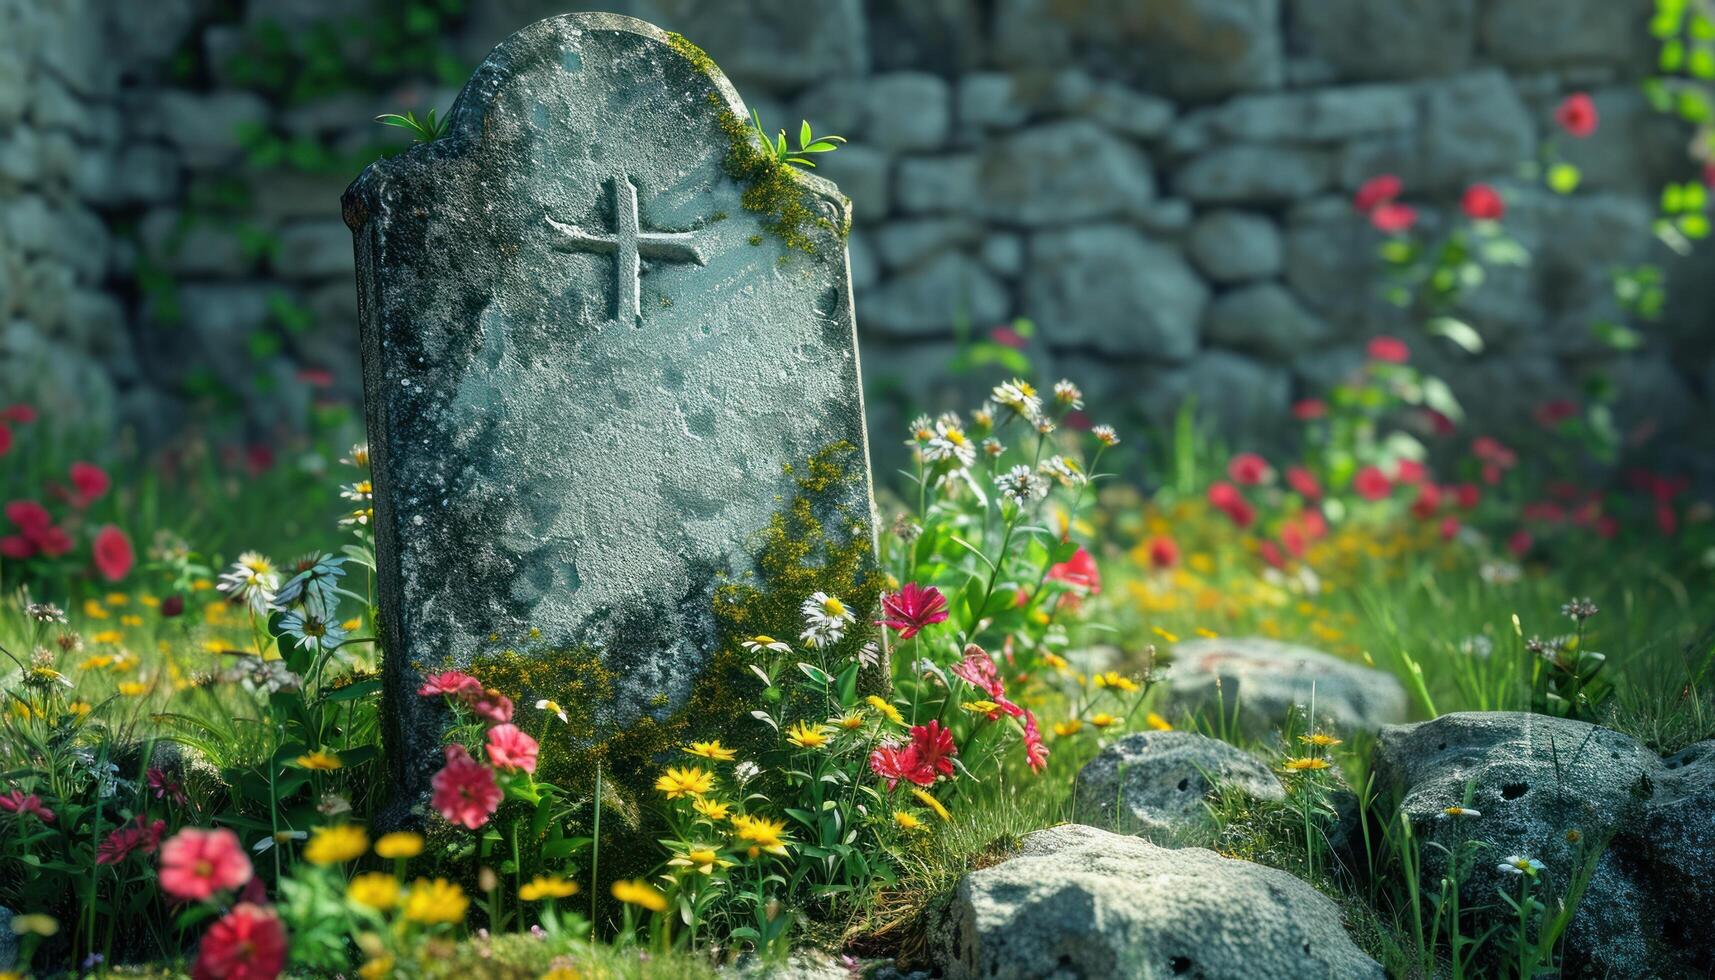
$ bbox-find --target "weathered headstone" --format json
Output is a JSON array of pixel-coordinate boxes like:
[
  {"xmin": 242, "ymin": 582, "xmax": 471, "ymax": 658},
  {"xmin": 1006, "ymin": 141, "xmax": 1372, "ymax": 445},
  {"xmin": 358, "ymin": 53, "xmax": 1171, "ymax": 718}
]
[{"xmin": 343, "ymin": 13, "xmax": 878, "ymax": 811}]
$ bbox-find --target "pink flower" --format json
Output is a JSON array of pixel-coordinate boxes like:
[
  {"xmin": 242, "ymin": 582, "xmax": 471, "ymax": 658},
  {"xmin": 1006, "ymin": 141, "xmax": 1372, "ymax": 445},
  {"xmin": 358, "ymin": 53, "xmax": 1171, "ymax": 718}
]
[
  {"xmin": 1147, "ymin": 536, "xmax": 1179, "ymax": 570},
  {"xmin": 159, "ymin": 827, "xmax": 252, "ymax": 901},
  {"xmin": 1367, "ymin": 336, "xmax": 1410, "ymax": 363},
  {"xmin": 192, "ymin": 903, "xmax": 287, "ymax": 980},
  {"xmin": 875, "ymin": 582, "xmax": 950, "ymax": 640},
  {"xmin": 1022, "ymin": 710, "xmax": 1049, "ymax": 774},
  {"xmin": 1286, "ymin": 466, "xmax": 1321, "ymax": 501},
  {"xmin": 1439, "ymin": 516, "xmax": 1461, "ymax": 541},
  {"xmin": 295, "ymin": 367, "xmax": 334, "ymax": 388},
  {"xmin": 1555, "ymin": 93, "xmax": 1598, "ymax": 138},
  {"xmin": 0, "ymin": 404, "xmax": 35, "ymax": 424},
  {"xmin": 149, "ymin": 767, "xmax": 189, "ymax": 806},
  {"xmin": 1291, "ymin": 398, "xmax": 1327, "ymax": 420},
  {"xmin": 1410, "ymin": 484, "xmax": 1443, "ymax": 520},
  {"xmin": 92, "ymin": 525, "xmax": 134, "ymax": 582},
  {"xmin": 485, "ymin": 724, "xmax": 539, "ymax": 774},
  {"xmin": 988, "ymin": 325, "xmax": 1026, "ymax": 349},
  {"xmin": 906, "ymin": 721, "xmax": 957, "ymax": 782},
  {"xmin": 1461, "ymin": 183, "xmax": 1505, "ymax": 221},
  {"xmin": 0, "ymin": 535, "xmax": 32, "ymax": 559},
  {"xmin": 1353, "ymin": 466, "xmax": 1392, "ymax": 501},
  {"xmin": 98, "ymin": 815, "xmax": 168, "ymax": 865},
  {"xmin": 69, "ymin": 462, "xmax": 111, "ymax": 505},
  {"xmin": 1369, "ymin": 202, "xmax": 1417, "ymax": 233},
  {"xmin": 466, "ymin": 688, "xmax": 514, "ymax": 724},
  {"xmin": 1227, "ymin": 452, "xmax": 1271, "ymax": 486},
  {"xmin": 1393, "ymin": 459, "xmax": 1428, "ymax": 485},
  {"xmin": 868, "ymin": 744, "xmax": 917, "ymax": 791},
  {"xmin": 1506, "ymin": 530, "xmax": 1533, "ymax": 557},
  {"xmin": 418, "ymin": 671, "xmax": 483, "ymax": 698},
  {"xmin": 0, "ymin": 790, "xmax": 55, "ymax": 823},
  {"xmin": 1046, "ymin": 547, "xmax": 1101, "ymax": 595},
  {"xmin": 0, "ymin": 424, "xmax": 10, "ymax": 458},
  {"xmin": 37, "ymin": 525, "xmax": 72, "ymax": 558},
  {"xmin": 1259, "ymin": 540, "xmax": 1286, "ymax": 569},
  {"xmin": 1353, "ymin": 174, "xmax": 1402, "ymax": 213},
  {"xmin": 950, "ymin": 645, "xmax": 1007, "ymax": 700},
  {"xmin": 5, "ymin": 500, "xmax": 51, "ymax": 535},
  {"xmin": 1454, "ymin": 484, "xmax": 1481, "ymax": 509},
  {"xmin": 1207, "ymin": 482, "xmax": 1256, "ymax": 528},
  {"xmin": 1280, "ymin": 521, "xmax": 1307, "ymax": 559},
  {"xmin": 431, "ymin": 744, "xmax": 502, "ymax": 829}
]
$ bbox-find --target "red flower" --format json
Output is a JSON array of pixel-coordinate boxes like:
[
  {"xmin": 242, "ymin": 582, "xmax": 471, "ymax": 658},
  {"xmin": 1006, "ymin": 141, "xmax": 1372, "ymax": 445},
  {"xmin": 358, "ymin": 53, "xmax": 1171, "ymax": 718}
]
[
  {"xmin": 1439, "ymin": 516, "xmax": 1461, "ymax": 541},
  {"xmin": 1410, "ymin": 484, "xmax": 1442, "ymax": 520},
  {"xmin": 1046, "ymin": 547, "xmax": 1101, "ymax": 595},
  {"xmin": 0, "ymin": 536, "xmax": 32, "ymax": 559},
  {"xmin": 1146, "ymin": 536, "xmax": 1179, "ymax": 570},
  {"xmin": 93, "ymin": 525, "xmax": 134, "ymax": 581},
  {"xmin": 418, "ymin": 671, "xmax": 483, "ymax": 698},
  {"xmin": 950, "ymin": 645, "xmax": 1007, "ymax": 700},
  {"xmin": 69, "ymin": 462, "xmax": 111, "ymax": 505},
  {"xmin": 98, "ymin": 814, "xmax": 168, "ymax": 865},
  {"xmin": 0, "ymin": 424, "xmax": 10, "ymax": 457},
  {"xmin": 876, "ymin": 582, "xmax": 950, "ymax": 640},
  {"xmin": 0, "ymin": 404, "xmax": 35, "ymax": 423},
  {"xmin": 5, "ymin": 500, "xmax": 51, "ymax": 535},
  {"xmin": 1367, "ymin": 336, "xmax": 1410, "ymax": 364},
  {"xmin": 1353, "ymin": 174, "xmax": 1402, "ymax": 213},
  {"xmin": 192, "ymin": 903, "xmax": 287, "ymax": 980},
  {"xmin": 1291, "ymin": 398, "xmax": 1327, "ymax": 420},
  {"xmin": 1022, "ymin": 710, "xmax": 1049, "ymax": 774},
  {"xmin": 1258, "ymin": 540, "xmax": 1286, "ymax": 569},
  {"xmin": 1423, "ymin": 408, "xmax": 1457, "ymax": 436},
  {"xmin": 1656, "ymin": 503, "xmax": 1678, "ymax": 537},
  {"xmin": 295, "ymin": 367, "xmax": 334, "ymax": 388},
  {"xmin": 485, "ymin": 723, "xmax": 539, "ymax": 774},
  {"xmin": 149, "ymin": 767, "xmax": 189, "ymax": 806},
  {"xmin": 868, "ymin": 744, "xmax": 916, "ymax": 791},
  {"xmin": 1555, "ymin": 93, "xmax": 1598, "ymax": 138},
  {"xmin": 1461, "ymin": 183, "xmax": 1505, "ymax": 221},
  {"xmin": 431, "ymin": 743, "xmax": 502, "ymax": 829},
  {"xmin": 466, "ymin": 688, "xmax": 514, "ymax": 724},
  {"xmin": 1506, "ymin": 530, "xmax": 1533, "ymax": 557},
  {"xmin": 159, "ymin": 827, "xmax": 252, "ymax": 901},
  {"xmin": 1299, "ymin": 509, "xmax": 1328, "ymax": 540},
  {"xmin": 1353, "ymin": 466, "xmax": 1392, "ymax": 501},
  {"xmin": 1227, "ymin": 452, "xmax": 1271, "ymax": 486},
  {"xmin": 1286, "ymin": 466, "xmax": 1321, "ymax": 501},
  {"xmin": 37, "ymin": 525, "xmax": 72, "ymax": 557},
  {"xmin": 907, "ymin": 721, "xmax": 957, "ymax": 781},
  {"xmin": 1453, "ymin": 483, "xmax": 1481, "ymax": 509},
  {"xmin": 1280, "ymin": 521, "xmax": 1307, "ymax": 559},
  {"xmin": 1393, "ymin": 459, "xmax": 1428, "ymax": 485},
  {"xmin": 1534, "ymin": 399, "xmax": 1577, "ymax": 427},
  {"xmin": 1207, "ymin": 482, "xmax": 1256, "ymax": 528},
  {"xmin": 989, "ymin": 325, "xmax": 1026, "ymax": 349},
  {"xmin": 1369, "ymin": 202, "xmax": 1417, "ymax": 233},
  {"xmin": 0, "ymin": 790, "xmax": 55, "ymax": 823},
  {"xmin": 161, "ymin": 595, "xmax": 186, "ymax": 618}
]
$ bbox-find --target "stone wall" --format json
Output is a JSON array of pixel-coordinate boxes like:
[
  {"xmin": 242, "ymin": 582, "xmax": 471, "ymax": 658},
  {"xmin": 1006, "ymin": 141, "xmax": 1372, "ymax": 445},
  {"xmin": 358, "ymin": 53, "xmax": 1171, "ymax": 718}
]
[{"xmin": 2, "ymin": 0, "xmax": 1711, "ymax": 475}]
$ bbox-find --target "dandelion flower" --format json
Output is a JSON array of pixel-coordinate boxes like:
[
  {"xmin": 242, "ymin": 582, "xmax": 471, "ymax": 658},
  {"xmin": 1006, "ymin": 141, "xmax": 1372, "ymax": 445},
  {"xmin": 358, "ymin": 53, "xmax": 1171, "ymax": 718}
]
[
  {"xmin": 519, "ymin": 875, "xmax": 579, "ymax": 901},
  {"xmin": 373, "ymin": 831, "xmax": 424, "ymax": 859},
  {"xmin": 893, "ymin": 810, "xmax": 926, "ymax": 832},
  {"xmin": 1088, "ymin": 712, "xmax": 1120, "ymax": 729},
  {"xmin": 732, "ymin": 814, "xmax": 791, "ymax": 857},
  {"xmin": 1053, "ymin": 719, "xmax": 1083, "ymax": 737},
  {"xmin": 347, "ymin": 873, "xmax": 400, "ymax": 910},
  {"xmin": 684, "ymin": 740, "xmax": 737, "ymax": 761},
  {"xmin": 611, "ymin": 878, "xmax": 668, "ymax": 912},
  {"xmin": 693, "ymin": 797, "xmax": 732, "ymax": 822},
  {"xmin": 304, "ymin": 825, "xmax": 369, "ymax": 865},
  {"xmin": 961, "ymin": 700, "xmax": 1002, "ymax": 717},
  {"xmin": 1093, "ymin": 671, "xmax": 1139, "ymax": 693},
  {"xmin": 1281, "ymin": 757, "xmax": 1330, "ymax": 772},
  {"xmin": 655, "ymin": 766, "xmax": 715, "ymax": 799},
  {"xmin": 786, "ymin": 719, "xmax": 832, "ymax": 749},
  {"xmin": 867, "ymin": 695, "xmax": 905, "ymax": 726},
  {"xmin": 404, "ymin": 878, "xmax": 468, "ymax": 923},
  {"xmin": 911, "ymin": 788, "xmax": 950, "ymax": 822},
  {"xmin": 1300, "ymin": 732, "xmax": 1343, "ymax": 748},
  {"xmin": 295, "ymin": 751, "xmax": 343, "ymax": 771},
  {"xmin": 834, "ymin": 711, "xmax": 865, "ymax": 730}
]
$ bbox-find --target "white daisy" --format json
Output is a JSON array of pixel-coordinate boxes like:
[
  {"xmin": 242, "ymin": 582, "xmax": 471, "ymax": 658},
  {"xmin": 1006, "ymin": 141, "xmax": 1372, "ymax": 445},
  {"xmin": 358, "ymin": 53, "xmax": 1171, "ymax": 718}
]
[
  {"xmin": 996, "ymin": 465, "xmax": 1049, "ymax": 504},
  {"xmin": 340, "ymin": 480, "xmax": 373, "ymax": 502},
  {"xmin": 1092, "ymin": 424, "xmax": 1120, "ymax": 447},
  {"xmin": 923, "ymin": 415, "xmax": 976, "ymax": 468},
  {"xmin": 856, "ymin": 640, "xmax": 882, "ymax": 669},
  {"xmin": 1053, "ymin": 379, "xmax": 1084, "ymax": 410},
  {"xmin": 217, "ymin": 552, "xmax": 281, "ymax": 614},
  {"xmin": 742, "ymin": 634, "xmax": 793, "ymax": 655},
  {"xmin": 536, "ymin": 699, "xmax": 568, "ymax": 723},
  {"xmin": 1038, "ymin": 455, "xmax": 1085, "ymax": 487},
  {"xmin": 342, "ymin": 444, "xmax": 370, "ymax": 468},
  {"xmin": 906, "ymin": 414, "xmax": 936, "ymax": 444},
  {"xmin": 800, "ymin": 621, "xmax": 845, "ymax": 649},
  {"xmin": 990, "ymin": 379, "xmax": 1042, "ymax": 421},
  {"xmin": 801, "ymin": 591, "xmax": 854, "ymax": 629},
  {"xmin": 1497, "ymin": 855, "xmax": 1543, "ymax": 876}
]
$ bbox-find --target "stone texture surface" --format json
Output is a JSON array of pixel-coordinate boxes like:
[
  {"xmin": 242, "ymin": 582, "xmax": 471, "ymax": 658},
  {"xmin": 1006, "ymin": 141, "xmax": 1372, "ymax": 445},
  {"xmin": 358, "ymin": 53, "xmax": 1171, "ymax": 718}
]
[
  {"xmin": 1164, "ymin": 636, "xmax": 1410, "ymax": 737},
  {"xmin": 1188, "ymin": 209, "xmax": 1282, "ymax": 282},
  {"xmin": 1073, "ymin": 730, "xmax": 1285, "ymax": 840},
  {"xmin": 932, "ymin": 824, "xmax": 1385, "ymax": 980},
  {"xmin": 344, "ymin": 13, "xmax": 875, "ymax": 803},
  {"xmin": 1374, "ymin": 713, "xmax": 1715, "ymax": 978},
  {"xmin": 1024, "ymin": 225, "xmax": 1206, "ymax": 359}
]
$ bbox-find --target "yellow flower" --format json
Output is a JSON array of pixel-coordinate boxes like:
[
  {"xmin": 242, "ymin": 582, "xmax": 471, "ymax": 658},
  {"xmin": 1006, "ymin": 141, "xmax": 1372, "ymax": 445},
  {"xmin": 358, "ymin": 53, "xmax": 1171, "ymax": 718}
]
[
  {"xmin": 1041, "ymin": 652, "xmax": 1070, "ymax": 672},
  {"xmin": 961, "ymin": 700, "xmax": 1000, "ymax": 716},
  {"xmin": 342, "ymin": 617, "xmax": 364, "ymax": 632},
  {"xmin": 1194, "ymin": 627, "xmax": 1219, "ymax": 639},
  {"xmin": 785, "ymin": 719, "xmax": 831, "ymax": 749},
  {"xmin": 140, "ymin": 595, "xmax": 161, "ymax": 608},
  {"xmin": 1281, "ymin": 757, "xmax": 1331, "ymax": 772},
  {"xmin": 1300, "ymin": 732, "xmax": 1342, "ymax": 748},
  {"xmin": 539, "ymin": 969, "xmax": 579, "ymax": 980},
  {"xmin": 79, "ymin": 654, "xmax": 115, "ymax": 670},
  {"xmin": 120, "ymin": 614, "xmax": 144, "ymax": 627},
  {"xmin": 105, "ymin": 592, "xmax": 129, "ymax": 606},
  {"xmin": 358, "ymin": 956, "xmax": 394, "ymax": 980},
  {"xmin": 1150, "ymin": 626, "xmax": 1179, "ymax": 644},
  {"xmin": 731, "ymin": 814, "xmax": 790, "ymax": 856},
  {"xmin": 83, "ymin": 599, "xmax": 109, "ymax": 620},
  {"xmin": 693, "ymin": 797, "xmax": 732, "ymax": 822},
  {"xmin": 117, "ymin": 682, "xmax": 149, "ymax": 697},
  {"xmin": 610, "ymin": 878, "xmax": 667, "ymax": 912},
  {"xmin": 655, "ymin": 766, "xmax": 714, "ymax": 799},
  {"xmin": 668, "ymin": 845, "xmax": 732, "ymax": 875},
  {"xmin": 67, "ymin": 701, "xmax": 92, "ymax": 718},
  {"xmin": 10, "ymin": 913, "xmax": 58, "ymax": 936},
  {"xmin": 91, "ymin": 630, "xmax": 123, "ymax": 645},
  {"xmin": 684, "ymin": 740, "xmax": 737, "ymax": 761},
  {"xmin": 1093, "ymin": 672, "xmax": 1140, "ymax": 693},
  {"xmin": 374, "ymin": 831, "xmax": 424, "ymax": 859},
  {"xmin": 893, "ymin": 810, "xmax": 926, "ymax": 832},
  {"xmin": 1089, "ymin": 712, "xmax": 1119, "ymax": 729},
  {"xmin": 519, "ymin": 876, "xmax": 579, "ymax": 901},
  {"xmin": 305, "ymin": 825, "xmax": 370, "ymax": 865},
  {"xmin": 296, "ymin": 751, "xmax": 343, "ymax": 770},
  {"xmin": 834, "ymin": 711, "xmax": 865, "ymax": 730},
  {"xmin": 866, "ymin": 694, "xmax": 904, "ymax": 725},
  {"xmin": 347, "ymin": 873, "xmax": 401, "ymax": 910},
  {"xmin": 1145, "ymin": 712, "xmax": 1173, "ymax": 731},
  {"xmin": 1053, "ymin": 719, "xmax": 1083, "ymax": 737},
  {"xmin": 404, "ymin": 878, "xmax": 468, "ymax": 924},
  {"xmin": 911, "ymin": 788, "xmax": 950, "ymax": 822}
]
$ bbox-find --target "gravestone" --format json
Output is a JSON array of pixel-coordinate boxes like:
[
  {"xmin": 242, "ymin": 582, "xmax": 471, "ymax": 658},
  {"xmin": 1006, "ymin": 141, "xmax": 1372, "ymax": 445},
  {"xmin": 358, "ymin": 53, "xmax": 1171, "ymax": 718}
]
[{"xmin": 343, "ymin": 12, "xmax": 878, "ymax": 811}]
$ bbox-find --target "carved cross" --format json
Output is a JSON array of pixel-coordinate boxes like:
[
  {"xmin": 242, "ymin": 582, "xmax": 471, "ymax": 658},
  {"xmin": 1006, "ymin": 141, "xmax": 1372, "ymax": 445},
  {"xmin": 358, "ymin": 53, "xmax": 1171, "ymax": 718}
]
[{"xmin": 548, "ymin": 176, "xmax": 706, "ymax": 325}]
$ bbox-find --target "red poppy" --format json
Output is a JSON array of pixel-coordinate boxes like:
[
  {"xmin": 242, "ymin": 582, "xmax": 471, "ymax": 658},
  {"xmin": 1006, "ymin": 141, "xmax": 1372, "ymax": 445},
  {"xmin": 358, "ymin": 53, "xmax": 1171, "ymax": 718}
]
[
  {"xmin": 92, "ymin": 525, "xmax": 134, "ymax": 581},
  {"xmin": 1258, "ymin": 540, "xmax": 1285, "ymax": 569},
  {"xmin": 431, "ymin": 743, "xmax": 502, "ymax": 829},
  {"xmin": 69, "ymin": 462, "xmax": 111, "ymax": 504},
  {"xmin": 1291, "ymin": 399, "xmax": 1327, "ymax": 421},
  {"xmin": 1353, "ymin": 466, "xmax": 1392, "ymax": 501},
  {"xmin": 0, "ymin": 424, "xmax": 10, "ymax": 457},
  {"xmin": 1439, "ymin": 516, "xmax": 1461, "ymax": 541},
  {"xmin": 1046, "ymin": 547, "xmax": 1101, "ymax": 595},
  {"xmin": 1394, "ymin": 459, "xmax": 1427, "ymax": 485},
  {"xmin": 1506, "ymin": 530, "xmax": 1533, "ymax": 557},
  {"xmin": 876, "ymin": 582, "xmax": 950, "ymax": 639},
  {"xmin": 1147, "ymin": 536, "xmax": 1179, "ymax": 570},
  {"xmin": 1461, "ymin": 183, "xmax": 1505, "ymax": 221},
  {"xmin": 1369, "ymin": 202, "xmax": 1417, "ymax": 233},
  {"xmin": 1286, "ymin": 466, "xmax": 1321, "ymax": 501},
  {"xmin": 1353, "ymin": 174, "xmax": 1402, "ymax": 213},
  {"xmin": 1367, "ymin": 336, "xmax": 1410, "ymax": 364},
  {"xmin": 1227, "ymin": 452, "xmax": 1271, "ymax": 486},
  {"xmin": 5, "ymin": 500, "xmax": 51, "ymax": 535},
  {"xmin": 159, "ymin": 828, "xmax": 251, "ymax": 901},
  {"xmin": 1555, "ymin": 93, "xmax": 1598, "ymax": 138},
  {"xmin": 191, "ymin": 903, "xmax": 287, "ymax": 980},
  {"xmin": 1453, "ymin": 484, "xmax": 1481, "ymax": 509},
  {"xmin": 1410, "ymin": 484, "xmax": 1442, "ymax": 520}
]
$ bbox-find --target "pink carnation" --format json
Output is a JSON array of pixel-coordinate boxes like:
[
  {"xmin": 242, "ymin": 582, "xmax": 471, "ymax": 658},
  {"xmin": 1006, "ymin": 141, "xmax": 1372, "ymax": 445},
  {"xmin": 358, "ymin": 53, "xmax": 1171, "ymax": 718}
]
[
  {"xmin": 159, "ymin": 827, "xmax": 252, "ymax": 901},
  {"xmin": 485, "ymin": 724, "xmax": 539, "ymax": 774},
  {"xmin": 431, "ymin": 743, "xmax": 502, "ymax": 829}
]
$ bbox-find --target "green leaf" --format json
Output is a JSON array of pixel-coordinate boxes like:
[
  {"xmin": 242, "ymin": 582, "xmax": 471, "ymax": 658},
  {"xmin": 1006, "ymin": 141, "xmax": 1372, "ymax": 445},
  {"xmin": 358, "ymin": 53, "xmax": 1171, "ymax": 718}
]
[
  {"xmin": 1590, "ymin": 321, "xmax": 1644, "ymax": 350},
  {"xmin": 1693, "ymin": 45, "xmax": 1715, "ymax": 79},
  {"xmin": 799, "ymin": 119, "xmax": 812, "ymax": 148},
  {"xmin": 1426, "ymin": 316, "xmax": 1485, "ymax": 354},
  {"xmin": 1679, "ymin": 212, "xmax": 1710, "ymax": 238},
  {"xmin": 1421, "ymin": 377, "xmax": 1465, "ymax": 423}
]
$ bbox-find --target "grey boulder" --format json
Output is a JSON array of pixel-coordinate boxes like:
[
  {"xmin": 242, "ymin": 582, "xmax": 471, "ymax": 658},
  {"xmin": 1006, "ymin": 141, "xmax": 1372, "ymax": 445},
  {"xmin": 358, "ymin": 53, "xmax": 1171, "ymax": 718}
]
[
  {"xmin": 1164, "ymin": 637, "xmax": 1409, "ymax": 737},
  {"xmin": 932, "ymin": 824, "xmax": 1384, "ymax": 979},
  {"xmin": 1073, "ymin": 730, "xmax": 1284, "ymax": 841}
]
